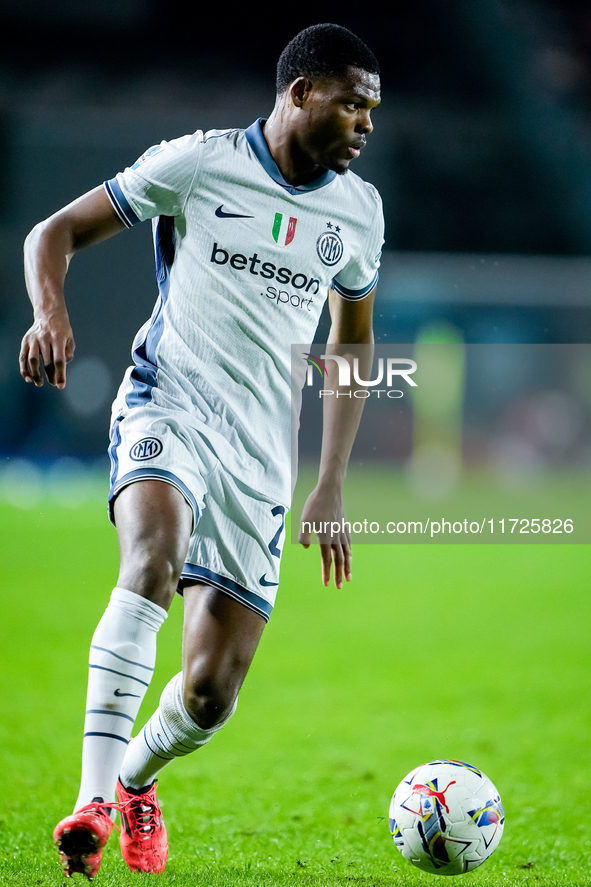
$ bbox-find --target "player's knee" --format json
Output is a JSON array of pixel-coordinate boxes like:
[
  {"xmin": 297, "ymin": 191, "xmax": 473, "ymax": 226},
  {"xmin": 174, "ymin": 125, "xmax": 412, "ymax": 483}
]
[
  {"xmin": 182, "ymin": 673, "xmax": 236, "ymax": 730},
  {"xmin": 120, "ymin": 549, "xmax": 183, "ymax": 600}
]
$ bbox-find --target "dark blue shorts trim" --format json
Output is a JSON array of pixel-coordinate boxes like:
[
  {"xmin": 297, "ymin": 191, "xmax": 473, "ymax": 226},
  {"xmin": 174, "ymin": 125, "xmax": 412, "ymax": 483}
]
[
  {"xmin": 179, "ymin": 564, "xmax": 273, "ymax": 622},
  {"xmin": 108, "ymin": 467, "xmax": 199, "ymax": 528}
]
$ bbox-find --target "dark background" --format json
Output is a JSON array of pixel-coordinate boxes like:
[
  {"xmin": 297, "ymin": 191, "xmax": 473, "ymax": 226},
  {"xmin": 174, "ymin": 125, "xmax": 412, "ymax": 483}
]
[{"xmin": 2, "ymin": 0, "xmax": 591, "ymax": 459}]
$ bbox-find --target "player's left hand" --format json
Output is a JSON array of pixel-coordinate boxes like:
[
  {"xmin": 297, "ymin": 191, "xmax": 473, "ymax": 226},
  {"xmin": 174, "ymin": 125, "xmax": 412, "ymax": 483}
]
[{"xmin": 298, "ymin": 484, "xmax": 352, "ymax": 589}]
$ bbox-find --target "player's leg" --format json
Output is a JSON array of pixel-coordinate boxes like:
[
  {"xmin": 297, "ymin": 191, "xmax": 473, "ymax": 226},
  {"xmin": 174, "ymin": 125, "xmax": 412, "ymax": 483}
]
[
  {"xmin": 182, "ymin": 583, "xmax": 267, "ymax": 726},
  {"xmin": 120, "ymin": 584, "xmax": 265, "ymax": 787},
  {"xmin": 54, "ymin": 480, "xmax": 193, "ymax": 879},
  {"xmin": 113, "ymin": 479, "xmax": 194, "ymax": 609},
  {"xmin": 115, "ymin": 588, "xmax": 265, "ymax": 873},
  {"xmin": 115, "ymin": 467, "xmax": 278, "ymax": 874},
  {"xmin": 76, "ymin": 480, "xmax": 193, "ymax": 807}
]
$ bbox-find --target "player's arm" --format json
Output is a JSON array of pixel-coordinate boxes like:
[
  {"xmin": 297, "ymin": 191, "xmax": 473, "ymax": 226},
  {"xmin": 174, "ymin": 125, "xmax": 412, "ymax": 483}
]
[
  {"xmin": 20, "ymin": 185, "xmax": 125, "ymax": 388},
  {"xmin": 298, "ymin": 286, "xmax": 376, "ymax": 588}
]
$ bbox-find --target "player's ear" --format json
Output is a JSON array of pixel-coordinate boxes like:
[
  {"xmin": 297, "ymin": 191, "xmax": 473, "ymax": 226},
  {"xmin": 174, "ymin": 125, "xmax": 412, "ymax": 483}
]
[{"xmin": 289, "ymin": 76, "xmax": 312, "ymax": 108}]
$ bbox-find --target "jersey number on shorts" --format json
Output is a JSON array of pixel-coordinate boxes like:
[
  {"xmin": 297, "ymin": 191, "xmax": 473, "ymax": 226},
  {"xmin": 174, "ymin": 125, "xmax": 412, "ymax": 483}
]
[{"xmin": 268, "ymin": 505, "xmax": 286, "ymax": 558}]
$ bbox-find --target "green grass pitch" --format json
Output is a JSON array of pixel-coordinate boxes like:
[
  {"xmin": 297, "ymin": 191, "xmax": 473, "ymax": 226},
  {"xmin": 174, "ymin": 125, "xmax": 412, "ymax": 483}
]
[{"xmin": 0, "ymin": 485, "xmax": 590, "ymax": 886}]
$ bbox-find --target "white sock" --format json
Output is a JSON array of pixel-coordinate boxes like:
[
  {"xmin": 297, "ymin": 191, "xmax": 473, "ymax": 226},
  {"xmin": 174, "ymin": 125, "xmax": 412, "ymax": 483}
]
[
  {"xmin": 74, "ymin": 587, "xmax": 167, "ymax": 812},
  {"xmin": 119, "ymin": 672, "xmax": 237, "ymax": 790}
]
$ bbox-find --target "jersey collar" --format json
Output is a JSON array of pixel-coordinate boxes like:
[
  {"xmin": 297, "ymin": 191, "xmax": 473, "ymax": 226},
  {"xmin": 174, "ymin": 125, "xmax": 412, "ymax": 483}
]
[{"xmin": 245, "ymin": 118, "xmax": 337, "ymax": 195}]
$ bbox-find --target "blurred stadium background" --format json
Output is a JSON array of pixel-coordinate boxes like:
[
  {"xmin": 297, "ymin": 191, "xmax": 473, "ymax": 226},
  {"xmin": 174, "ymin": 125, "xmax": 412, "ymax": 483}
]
[{"xmin": 1, "ymin": 0, "xmax": 591, "ymax": 501}]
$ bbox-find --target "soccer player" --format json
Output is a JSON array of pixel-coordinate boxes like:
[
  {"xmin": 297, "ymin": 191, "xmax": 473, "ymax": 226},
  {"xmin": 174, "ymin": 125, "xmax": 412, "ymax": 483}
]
[{"xmin": 20, "ymin": 23, "xmax": 383, "ymax": 880}]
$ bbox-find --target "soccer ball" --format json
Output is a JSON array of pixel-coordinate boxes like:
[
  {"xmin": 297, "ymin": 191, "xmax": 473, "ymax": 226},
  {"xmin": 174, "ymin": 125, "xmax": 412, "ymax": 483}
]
[{"xmin": 388, "ymin": 759, "xmax": 504, "ymax": 876}]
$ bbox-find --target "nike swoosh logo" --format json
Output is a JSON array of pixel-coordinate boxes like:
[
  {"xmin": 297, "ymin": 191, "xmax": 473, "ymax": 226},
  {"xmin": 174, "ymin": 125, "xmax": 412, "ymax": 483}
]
[
  {"xmin": 114, "ymin": 688, "xmax": 140, "ymax": 698},
  {"xmin": 215, "ymin": 205, "xmax": 254, "ymax": 219},
  {"xmin": 259, "ymin": 573, "xmax": 279, "ymax": 587}
]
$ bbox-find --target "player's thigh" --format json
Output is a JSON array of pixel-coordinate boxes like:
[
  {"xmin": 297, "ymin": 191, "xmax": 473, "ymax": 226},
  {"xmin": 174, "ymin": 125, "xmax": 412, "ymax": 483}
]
[
  {"xmin": 114, "ymin": 480, "xmax": 194, "ymax": 607},
  {"xmin": 181, "ymin": 584, "xmax": 266, "ymax": 708}
]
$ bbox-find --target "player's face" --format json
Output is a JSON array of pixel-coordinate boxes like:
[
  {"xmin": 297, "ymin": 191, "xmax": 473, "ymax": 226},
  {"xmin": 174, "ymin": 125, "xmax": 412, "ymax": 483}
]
[{"xmin": 302, "ymin": 68, "xmax": 381, "ymax": 174}]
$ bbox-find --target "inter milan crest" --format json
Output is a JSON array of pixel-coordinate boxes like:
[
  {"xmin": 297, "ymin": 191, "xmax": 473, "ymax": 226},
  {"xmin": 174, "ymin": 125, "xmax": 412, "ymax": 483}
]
[
  {"xmin": 130, "ymin": 437, "xmax": 163, "ymax": 461},
  {"xmin": 316, "ymin": 221, "xmax": 344, "ymax": 266},
  {"xmin": 272, "ymin": 212, "xmax": 297, "ymax": 246}
]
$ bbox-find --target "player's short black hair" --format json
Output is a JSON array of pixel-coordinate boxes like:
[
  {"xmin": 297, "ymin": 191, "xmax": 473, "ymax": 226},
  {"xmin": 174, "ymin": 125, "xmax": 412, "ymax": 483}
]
[{"xmin": 276, "ymin": 24, "xmax": 380, "ymax": 94}]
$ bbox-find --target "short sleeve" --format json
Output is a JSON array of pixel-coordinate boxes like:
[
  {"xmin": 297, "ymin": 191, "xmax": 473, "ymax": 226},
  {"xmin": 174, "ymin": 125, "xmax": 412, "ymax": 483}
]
[
  {"xmin": 104, "ymin": 131, "xmax": 204, "ymax": 227},
  {"xmin": 331, "ymin": 183, "xmax": 384, "ymax": 301}
]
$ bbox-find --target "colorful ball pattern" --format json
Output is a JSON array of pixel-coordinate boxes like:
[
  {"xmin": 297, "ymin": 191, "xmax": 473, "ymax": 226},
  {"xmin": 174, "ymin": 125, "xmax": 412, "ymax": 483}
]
[{"xmin": 389, "ymin": 760, "xmax": 504, "ymax": 876}]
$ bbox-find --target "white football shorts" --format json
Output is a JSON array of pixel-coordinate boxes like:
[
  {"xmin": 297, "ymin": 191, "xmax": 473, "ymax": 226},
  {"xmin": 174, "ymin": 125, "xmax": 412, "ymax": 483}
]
[{"xmin": 108, "ymin": 406, "xmax": 287, "ymax": 620}]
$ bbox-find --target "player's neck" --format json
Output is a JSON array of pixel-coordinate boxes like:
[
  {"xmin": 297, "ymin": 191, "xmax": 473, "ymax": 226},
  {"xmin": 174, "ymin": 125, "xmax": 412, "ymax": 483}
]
[{"xmin": 262, "ymin": 115, "xmax": 323, "ymax": 187}]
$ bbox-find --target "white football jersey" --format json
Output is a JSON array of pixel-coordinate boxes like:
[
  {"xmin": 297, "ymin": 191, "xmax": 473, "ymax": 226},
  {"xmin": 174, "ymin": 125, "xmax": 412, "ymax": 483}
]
[{"xmin": 105, "ymin": 119, "xmax": 384, "ymax": 505}]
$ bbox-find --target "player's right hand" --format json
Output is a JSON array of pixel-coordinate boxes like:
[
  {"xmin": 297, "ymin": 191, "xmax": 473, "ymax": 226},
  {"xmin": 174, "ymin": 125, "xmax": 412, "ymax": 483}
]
[{"xmin": 19, "ymin": 313, "xmax": 75, "ymax": 388}]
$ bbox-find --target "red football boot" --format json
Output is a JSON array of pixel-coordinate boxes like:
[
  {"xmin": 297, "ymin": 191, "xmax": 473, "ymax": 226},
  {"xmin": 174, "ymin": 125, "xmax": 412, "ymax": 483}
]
[
  {"xmin": 116, "ymin": 779, "xmax": 168, "ymax": 873},
  {"xmin": 53, "ymin": 801, "xmax": 115, "ymax": 880}
]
